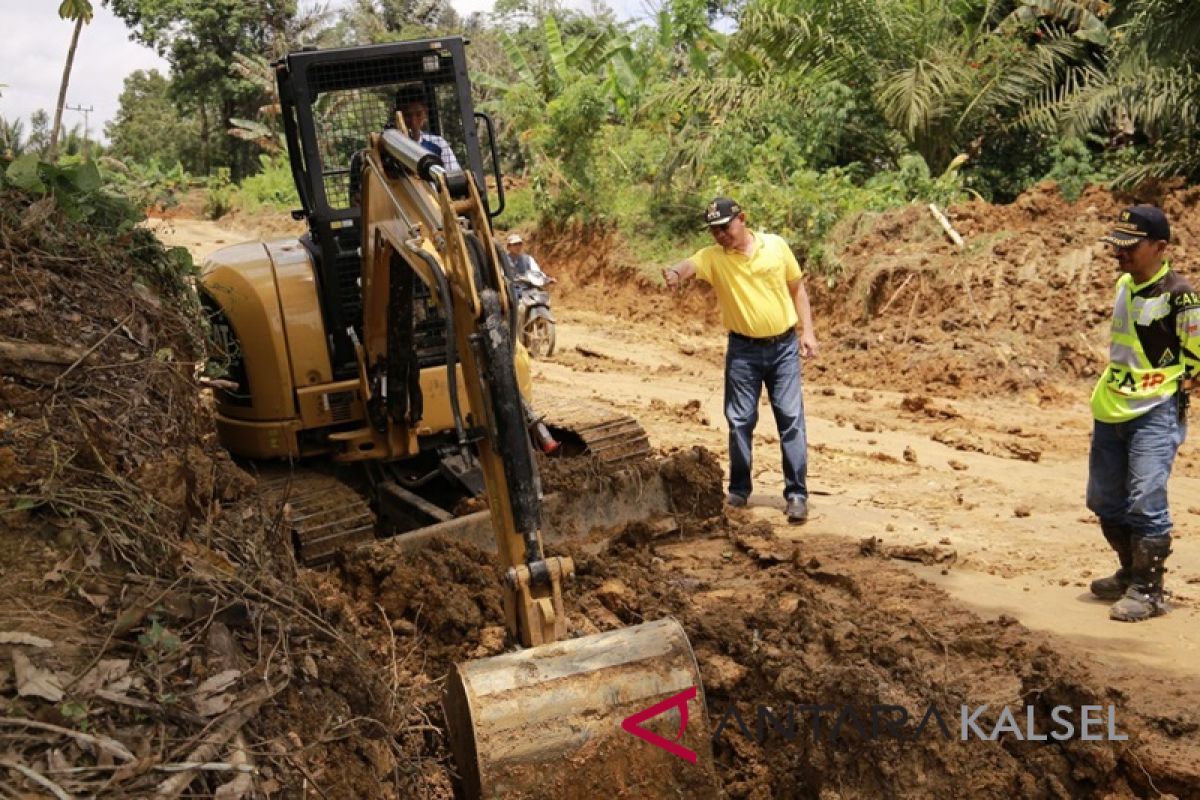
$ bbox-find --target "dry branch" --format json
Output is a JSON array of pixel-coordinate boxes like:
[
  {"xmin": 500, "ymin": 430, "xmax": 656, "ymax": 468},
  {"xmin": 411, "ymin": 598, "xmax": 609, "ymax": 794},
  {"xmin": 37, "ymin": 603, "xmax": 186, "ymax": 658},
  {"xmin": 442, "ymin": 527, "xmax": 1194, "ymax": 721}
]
[
  {"xmin": 153, "ymin": 681, "xmax": 284, "ymax": 799},
  {"xmin": 0, "ymin": 337, "xmax": 88, "ymax": 365},
  {"xmin": 0, "ymin": 758, "xmax": 72, "ymax": 800},
  {"xmin": 0, "ymin": 717, "xmax": 135, "ymax": 762},
  {"xmin": 928, "ymin": 203, "xmax": 965, "ymax": 248}
]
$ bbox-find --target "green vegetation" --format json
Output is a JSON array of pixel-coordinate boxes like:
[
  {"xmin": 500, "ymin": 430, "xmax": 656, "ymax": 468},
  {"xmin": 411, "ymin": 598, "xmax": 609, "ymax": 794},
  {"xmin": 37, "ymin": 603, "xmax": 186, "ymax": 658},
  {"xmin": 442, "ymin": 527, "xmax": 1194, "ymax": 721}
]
[
  {"xmin": 1, "ymin": 154, "xmax": 197, "ymax": 292},
  {"xmin": 475, "ymin": 0, "xmax": 1200, "ymax": 275},
  {"xmin": 3, "ymin": 0, "xmax": 1198, "ymax": 277}
]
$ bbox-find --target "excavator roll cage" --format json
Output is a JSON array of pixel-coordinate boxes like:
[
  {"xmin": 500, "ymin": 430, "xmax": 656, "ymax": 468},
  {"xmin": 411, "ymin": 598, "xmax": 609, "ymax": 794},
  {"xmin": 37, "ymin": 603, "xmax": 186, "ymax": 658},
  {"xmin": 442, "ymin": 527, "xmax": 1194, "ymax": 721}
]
[{"xmin": 275, "ymin": 38, "xmax": 506, "ymax": 380}]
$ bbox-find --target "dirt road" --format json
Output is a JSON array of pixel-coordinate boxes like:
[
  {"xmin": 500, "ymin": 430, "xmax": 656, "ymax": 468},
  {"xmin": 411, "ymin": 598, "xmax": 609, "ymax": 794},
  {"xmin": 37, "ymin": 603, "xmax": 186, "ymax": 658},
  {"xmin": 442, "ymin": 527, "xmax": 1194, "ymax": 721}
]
[{"xmin": 537, "ymin": 306, "xmax": 1200, "ymax": 693}]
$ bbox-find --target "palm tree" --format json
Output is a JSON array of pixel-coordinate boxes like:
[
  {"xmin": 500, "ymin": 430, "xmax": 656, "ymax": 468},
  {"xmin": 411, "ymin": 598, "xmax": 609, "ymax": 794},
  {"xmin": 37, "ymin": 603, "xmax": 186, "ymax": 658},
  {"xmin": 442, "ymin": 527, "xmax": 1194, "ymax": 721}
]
[
  {"xmin": 721, "ymin": 0, "xmax": 1106, "ymax": 173},
  {"xmin": 1026, "ymin": 0, "xmax": 1200, "ymax": 184},
  {"xmin": 1, "ymin": 115, "xmax": 27, "ymax": 159},
  {"xmin": 49, "ymin": 0, "xmax": 94, "ymax": 162}
]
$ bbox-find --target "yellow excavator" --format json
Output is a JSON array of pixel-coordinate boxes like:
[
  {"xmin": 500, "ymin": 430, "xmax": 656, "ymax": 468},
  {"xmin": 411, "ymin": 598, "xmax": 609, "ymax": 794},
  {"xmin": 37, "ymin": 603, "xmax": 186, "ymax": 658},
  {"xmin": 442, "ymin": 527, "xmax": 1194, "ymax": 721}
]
[{"xmin": 199, "ymin": 38, "xmax": 716, "ymax": 798}]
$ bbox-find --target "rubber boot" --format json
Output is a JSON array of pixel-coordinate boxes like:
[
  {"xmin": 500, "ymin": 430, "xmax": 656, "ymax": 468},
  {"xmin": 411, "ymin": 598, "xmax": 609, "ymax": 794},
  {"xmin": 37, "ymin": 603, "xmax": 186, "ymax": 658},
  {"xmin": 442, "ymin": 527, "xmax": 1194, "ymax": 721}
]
[
  {"xmin": 1109, "ymin": 534, "xmax": 1171, "ymax": 622},
  {"xmin": 1090, "ymin": 523, "xmax": 1133, "ymax": 600}
]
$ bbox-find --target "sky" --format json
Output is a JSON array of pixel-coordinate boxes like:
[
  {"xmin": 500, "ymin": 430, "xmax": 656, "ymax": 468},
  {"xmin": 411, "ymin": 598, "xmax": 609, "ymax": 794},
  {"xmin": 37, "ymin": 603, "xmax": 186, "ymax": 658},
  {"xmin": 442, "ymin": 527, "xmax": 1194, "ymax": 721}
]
[{"xmin": 0, "ymin": 0, "xmax": 654, "ymax": 145}]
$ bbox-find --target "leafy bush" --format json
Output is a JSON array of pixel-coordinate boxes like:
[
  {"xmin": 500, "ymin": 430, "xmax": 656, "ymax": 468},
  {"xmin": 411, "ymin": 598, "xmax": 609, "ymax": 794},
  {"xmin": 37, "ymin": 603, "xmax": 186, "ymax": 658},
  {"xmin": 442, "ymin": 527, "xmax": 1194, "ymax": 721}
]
[
  {"xmin": 204, "ymin": 168, "xmax": 235, "ymax": 220},
  {"xmin": 2, "ymin": 155, "xmax": 140, "ymax": 232},
  {"xmin": 1042, "ymin": 136, "xmax": 1104, "ymax": 203},
  {"xmin": 233, "ymin": 153, "xmax": 299, "ymax": 212},
  {"xmin": 865, "ymin": 153, "xmax": 969, "ymax": 208},
  {"xmin": 1, "ymin": 155, "xmax": 196, "ymax": 292},
  {"xmin": 100, "ymin": 157, "xmax": 195, "ymax": 213},
  {"xmin": 498, "ymin": 183, "xmax": 536, "ymax": 229},
  {"xmin": 530, "ymin": 76, "xmax": 609, "ymax": 222}
]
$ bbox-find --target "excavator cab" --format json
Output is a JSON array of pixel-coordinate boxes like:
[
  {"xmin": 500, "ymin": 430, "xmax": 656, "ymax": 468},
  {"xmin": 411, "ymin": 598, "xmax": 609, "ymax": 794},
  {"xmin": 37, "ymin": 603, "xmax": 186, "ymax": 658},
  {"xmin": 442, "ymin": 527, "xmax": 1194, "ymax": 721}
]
[
  {"xmin": 201, "ymin": 40, "xmax": 522, "ymax": 556},
  {"xmin": 275, "ymin": 38, "xmax": 504, "ymax": 381},
  {"xmin": 200, "ymin": 37, "xmax": 716, "ymax": 798}
]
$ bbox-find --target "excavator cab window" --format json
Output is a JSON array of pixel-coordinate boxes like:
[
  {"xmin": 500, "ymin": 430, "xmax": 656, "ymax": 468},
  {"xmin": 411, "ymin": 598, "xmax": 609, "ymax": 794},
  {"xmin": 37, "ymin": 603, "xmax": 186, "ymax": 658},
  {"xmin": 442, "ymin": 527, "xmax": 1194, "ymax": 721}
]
[{"xmin": 276, "ymin": 38, "xmax": 489, "ymax": 379}]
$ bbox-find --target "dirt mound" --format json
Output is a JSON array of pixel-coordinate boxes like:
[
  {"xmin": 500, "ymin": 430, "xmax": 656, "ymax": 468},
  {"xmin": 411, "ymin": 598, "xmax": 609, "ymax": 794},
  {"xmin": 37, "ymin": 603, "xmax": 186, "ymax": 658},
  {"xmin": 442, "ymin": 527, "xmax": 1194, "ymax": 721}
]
[
  {"xmin": 0, "ymin": 188, "xmax": 403, "ymax": 798},
  {"xmin": 802, "ymin": 182, "xmax": 1200, "ymax": 399},
  {"xmin": 536, "ymin": 183, "xmax": 1200, "ymax": 400}
]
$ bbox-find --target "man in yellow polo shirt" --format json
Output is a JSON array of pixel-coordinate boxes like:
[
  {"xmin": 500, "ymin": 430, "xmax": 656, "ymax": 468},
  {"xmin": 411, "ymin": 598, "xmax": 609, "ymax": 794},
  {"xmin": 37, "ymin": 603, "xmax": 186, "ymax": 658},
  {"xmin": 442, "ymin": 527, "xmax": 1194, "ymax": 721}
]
[{"xmin": 663, "ymin": 197, "xmax": 819, "ymax": 523}]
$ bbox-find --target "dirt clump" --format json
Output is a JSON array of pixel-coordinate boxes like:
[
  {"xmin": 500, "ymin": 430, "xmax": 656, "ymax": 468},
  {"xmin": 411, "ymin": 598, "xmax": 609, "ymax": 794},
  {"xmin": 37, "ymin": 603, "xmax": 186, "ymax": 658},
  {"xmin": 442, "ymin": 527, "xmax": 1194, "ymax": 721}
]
[
  {"xmin": 335, "ymin": 538, "xmax": 505, "ymax": 676},
  {"xmin": 571, "ymin": 525, "xmax": 1186, "ymax": 798},
  {"xmin": 659, "ymin": 445, "xmax": 725, "ymax": 518}
]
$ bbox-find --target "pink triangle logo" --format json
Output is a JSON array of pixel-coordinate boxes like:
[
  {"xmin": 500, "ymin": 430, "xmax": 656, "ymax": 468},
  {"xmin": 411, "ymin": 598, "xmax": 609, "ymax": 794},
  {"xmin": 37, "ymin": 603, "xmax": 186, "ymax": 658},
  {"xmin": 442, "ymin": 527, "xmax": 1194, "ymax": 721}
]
[{"xmin": 620, "ymin": 686, "xmax": 698, "ymax": 763}]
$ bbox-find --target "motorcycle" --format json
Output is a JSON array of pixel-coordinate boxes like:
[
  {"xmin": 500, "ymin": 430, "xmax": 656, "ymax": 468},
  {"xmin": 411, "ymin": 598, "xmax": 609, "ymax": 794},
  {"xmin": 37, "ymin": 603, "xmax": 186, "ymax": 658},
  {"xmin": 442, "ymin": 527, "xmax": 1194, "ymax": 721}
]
[{"xmin": 513, "ymin": 268, "xmax": 556, "ymax": 358}]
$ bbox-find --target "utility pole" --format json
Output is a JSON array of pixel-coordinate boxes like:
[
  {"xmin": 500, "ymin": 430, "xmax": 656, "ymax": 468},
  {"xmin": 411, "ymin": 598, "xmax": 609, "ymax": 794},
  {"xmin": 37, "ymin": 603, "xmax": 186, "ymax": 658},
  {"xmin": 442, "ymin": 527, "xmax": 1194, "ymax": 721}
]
[{"xmin": 63, "ymin": 103, "xmax": 94, "ymax": 159}]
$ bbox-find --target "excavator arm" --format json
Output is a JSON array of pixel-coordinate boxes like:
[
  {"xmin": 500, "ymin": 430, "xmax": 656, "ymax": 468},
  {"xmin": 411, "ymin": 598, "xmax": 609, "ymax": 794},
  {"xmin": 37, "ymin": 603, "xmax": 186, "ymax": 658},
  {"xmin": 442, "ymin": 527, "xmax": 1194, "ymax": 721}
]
[
  {"xmin": 203, "ymin": 36, "xmax": 712, "ymax": 797},
  {"xmin": 356, "ymin": 128, "xmax": 573, "ymax": 647}
]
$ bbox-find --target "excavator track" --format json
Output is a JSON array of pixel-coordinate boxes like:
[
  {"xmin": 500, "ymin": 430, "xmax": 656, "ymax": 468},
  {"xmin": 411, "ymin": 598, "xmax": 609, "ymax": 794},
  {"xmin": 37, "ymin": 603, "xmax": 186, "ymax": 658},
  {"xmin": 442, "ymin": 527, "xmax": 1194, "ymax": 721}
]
[
  {"xmin": 536, "ymin": 397, "xmax": 652, "ymax": 467},
  {"xmin": 257, "ymin": 469, "xmax": 376, "ymax": 566}
]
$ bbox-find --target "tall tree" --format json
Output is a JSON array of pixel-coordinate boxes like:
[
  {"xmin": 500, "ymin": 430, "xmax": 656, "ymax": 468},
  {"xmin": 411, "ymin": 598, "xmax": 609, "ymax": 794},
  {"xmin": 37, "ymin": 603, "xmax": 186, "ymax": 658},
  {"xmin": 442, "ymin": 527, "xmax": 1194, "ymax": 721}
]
[
  {"xmin": 105, "ymin": 69, "xmax": 201, "ymax": 171},
  {"xmin": 49, "ymin": 0, "xmax": 94, "ymax": 162},
  {"xmin": 107, "ymin": 0, "xmax": 302, "ymax": 176}
]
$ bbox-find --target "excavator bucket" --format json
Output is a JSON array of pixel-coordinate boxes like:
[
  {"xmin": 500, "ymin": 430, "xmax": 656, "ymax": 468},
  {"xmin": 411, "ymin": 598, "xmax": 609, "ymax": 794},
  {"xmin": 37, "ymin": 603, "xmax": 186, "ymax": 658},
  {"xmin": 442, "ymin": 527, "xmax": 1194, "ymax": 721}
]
[
  {"xmin": 445, "ymin": 618, "xmax": 719, "ymax": 799},
  {"xmin": 366, "ymin": 458, "xmax": 720, "ymax": 798}
]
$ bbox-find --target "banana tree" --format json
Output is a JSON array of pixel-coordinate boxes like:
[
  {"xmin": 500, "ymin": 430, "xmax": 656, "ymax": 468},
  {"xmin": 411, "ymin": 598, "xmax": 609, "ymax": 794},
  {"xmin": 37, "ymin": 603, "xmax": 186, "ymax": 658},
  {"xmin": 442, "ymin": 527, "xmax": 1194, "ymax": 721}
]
[
  {"xmin": 475, "ymin": 14, "xmax": 634, "ymax": 218},
  {"xmin": 477, "ymin": 14, "xmax": 633, "ymax": 158}
]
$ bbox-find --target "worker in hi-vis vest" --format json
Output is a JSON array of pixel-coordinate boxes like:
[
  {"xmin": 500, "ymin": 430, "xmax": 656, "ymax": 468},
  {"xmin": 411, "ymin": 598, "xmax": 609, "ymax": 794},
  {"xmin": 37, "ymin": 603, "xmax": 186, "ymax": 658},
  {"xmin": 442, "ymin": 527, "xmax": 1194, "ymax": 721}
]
[{"xmin": 1087, "ymin": 205, "xmax": 1200, "ymax": 622}]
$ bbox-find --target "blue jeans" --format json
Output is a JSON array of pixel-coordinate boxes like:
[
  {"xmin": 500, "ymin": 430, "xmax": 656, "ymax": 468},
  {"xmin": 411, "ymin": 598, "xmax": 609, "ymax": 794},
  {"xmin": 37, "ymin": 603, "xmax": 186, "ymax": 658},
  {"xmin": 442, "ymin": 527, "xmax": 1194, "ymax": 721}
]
[
  {"xmin": 724, "ymin": 332, "xmax": 808, "ymax": 501},
  {"xmin": 1086, "ymin": 398, "xmax": 1186, "ymax": 538}
]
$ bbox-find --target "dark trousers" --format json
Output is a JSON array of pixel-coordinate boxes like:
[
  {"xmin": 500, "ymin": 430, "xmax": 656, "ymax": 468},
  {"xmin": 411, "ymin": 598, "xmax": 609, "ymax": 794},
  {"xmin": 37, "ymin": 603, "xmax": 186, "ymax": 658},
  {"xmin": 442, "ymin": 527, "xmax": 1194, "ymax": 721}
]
[
  {"xmin": 1086, "ymin": 399, "xmax": 1186, "ymax": 537},
  {"xmin": 724, "ymin": 331, "xmax": 808, "ymax": 501}
]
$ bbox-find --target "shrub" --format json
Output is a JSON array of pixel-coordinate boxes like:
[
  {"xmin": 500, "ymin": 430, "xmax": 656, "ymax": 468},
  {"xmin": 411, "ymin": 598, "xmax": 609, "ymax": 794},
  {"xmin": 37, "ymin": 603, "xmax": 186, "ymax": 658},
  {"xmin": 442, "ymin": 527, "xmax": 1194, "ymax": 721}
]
[
  {"xmin": 1042, "ymin": 136, "xmax": 1103, "ymax": 203},
  {"xmin": 233, "ymin": 153, "xmax": 299, "ymax": 212},
  {"xmin": 204, "ymin": 168, "xmax": 234, "ymax": 220}
]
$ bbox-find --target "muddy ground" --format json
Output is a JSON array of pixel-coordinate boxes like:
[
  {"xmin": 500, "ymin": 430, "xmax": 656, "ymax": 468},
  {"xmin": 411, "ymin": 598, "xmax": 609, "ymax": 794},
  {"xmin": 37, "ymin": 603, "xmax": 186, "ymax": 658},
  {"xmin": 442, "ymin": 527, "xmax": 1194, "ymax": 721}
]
[{"xmin": 2, "ymin": 184, "xmax": 1198, "ymax": 798}]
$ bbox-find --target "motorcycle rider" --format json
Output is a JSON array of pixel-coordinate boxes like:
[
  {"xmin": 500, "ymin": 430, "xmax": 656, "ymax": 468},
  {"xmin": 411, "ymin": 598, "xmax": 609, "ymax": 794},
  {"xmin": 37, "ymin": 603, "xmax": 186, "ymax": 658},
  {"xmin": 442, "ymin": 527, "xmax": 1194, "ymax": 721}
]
[{"xmin": 506, "ymin": 233, "xmax": 553, "ymax": 282}]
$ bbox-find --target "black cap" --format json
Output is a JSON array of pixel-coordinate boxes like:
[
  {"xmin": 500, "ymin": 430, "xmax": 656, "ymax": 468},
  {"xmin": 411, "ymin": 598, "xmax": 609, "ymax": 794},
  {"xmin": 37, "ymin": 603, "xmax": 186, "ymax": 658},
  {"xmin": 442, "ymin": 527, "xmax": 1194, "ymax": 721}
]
[
  {"xmin": 394, "ymin": 83, "xmax": 428, "ymax": 108},
  {"xmin": 1101, "ymin": 205, "xmax": 1171, "ymax": 247},
  {"xmin": 703, "ymin": 197, "xmax": 742, "ymax": 226}
]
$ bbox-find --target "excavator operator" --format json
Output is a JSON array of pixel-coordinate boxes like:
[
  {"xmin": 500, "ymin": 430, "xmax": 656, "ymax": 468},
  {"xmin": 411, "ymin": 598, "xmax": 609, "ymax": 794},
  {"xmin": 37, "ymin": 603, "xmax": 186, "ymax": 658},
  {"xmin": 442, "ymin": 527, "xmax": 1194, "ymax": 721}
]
[{"xmin": 394, "ymin": 84, "xmax": 461, "ymax": 171}]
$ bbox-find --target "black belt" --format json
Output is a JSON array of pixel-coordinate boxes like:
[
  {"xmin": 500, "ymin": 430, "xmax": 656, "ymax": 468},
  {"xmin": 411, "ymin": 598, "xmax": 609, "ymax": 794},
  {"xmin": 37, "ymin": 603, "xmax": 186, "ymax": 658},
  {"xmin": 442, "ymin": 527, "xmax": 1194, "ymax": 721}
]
[{"xmin": 729, "ymin": 329, "xmax": 795, "ymax": 346}]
